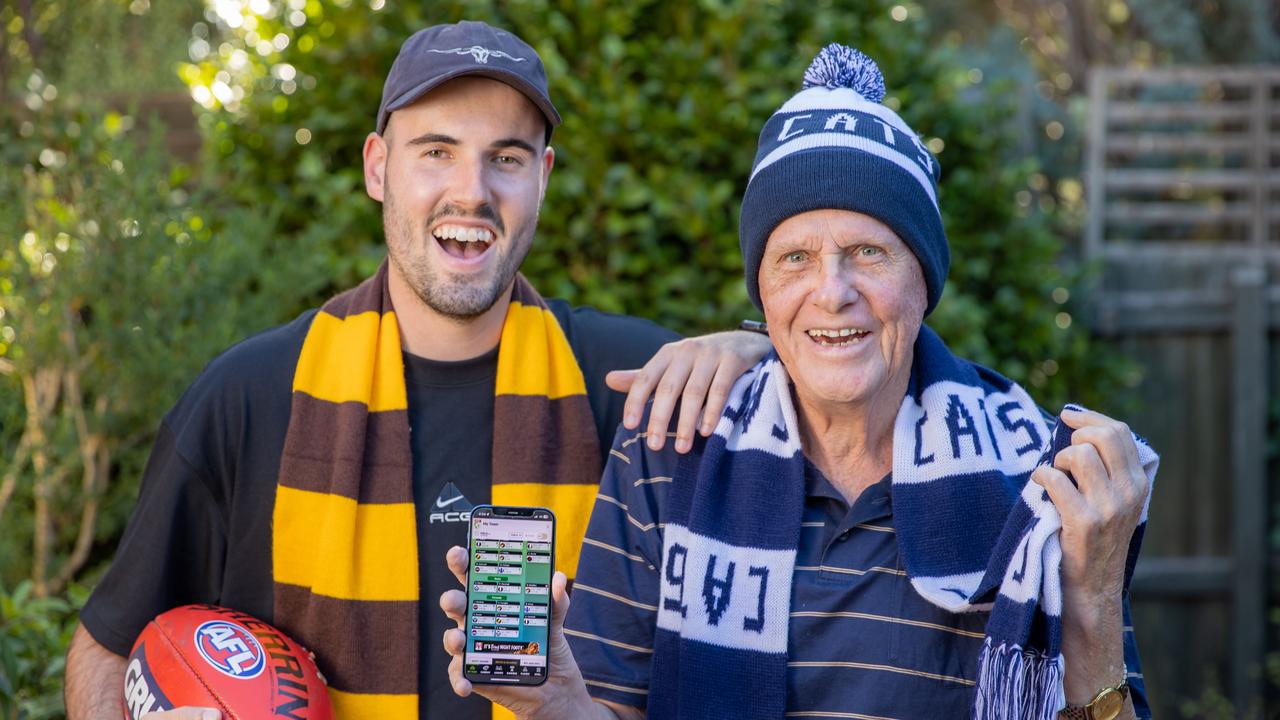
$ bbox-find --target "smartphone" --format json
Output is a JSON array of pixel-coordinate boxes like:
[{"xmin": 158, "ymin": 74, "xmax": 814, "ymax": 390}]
[{"xmin": 463, "ymin": 505, "xmax": 555, "ymax": 686}]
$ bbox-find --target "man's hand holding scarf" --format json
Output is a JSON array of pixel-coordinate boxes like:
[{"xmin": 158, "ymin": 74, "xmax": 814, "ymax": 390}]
[{"xmin": 1032, "ymin": 406, "xmax": 1150, "ymax": 717}]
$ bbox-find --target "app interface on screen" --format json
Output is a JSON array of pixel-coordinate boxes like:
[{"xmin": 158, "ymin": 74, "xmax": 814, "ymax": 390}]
[{"xmin": 465, "ymin": 514, "xmax": 553, "ymax": 681}]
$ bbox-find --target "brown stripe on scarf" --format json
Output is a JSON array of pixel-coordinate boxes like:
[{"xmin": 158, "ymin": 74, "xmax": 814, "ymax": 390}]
[
  {"xmin": 275, "ymin": 583, "xmax": 418, "ymax": 694},
  {"xmin": 280, "ymin": 397, "xmax": 411, "ymax": 502},
  {"xmin": 273, "ymin": 264, "xmax": 604, "ymax": 719},
  {"xmin": 492, "ymin": 395, "xmax": 601, "ymax": 484}
]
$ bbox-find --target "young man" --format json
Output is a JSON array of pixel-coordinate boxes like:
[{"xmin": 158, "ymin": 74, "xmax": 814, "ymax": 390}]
[{"xmin": 64, "ymin": 21, "xmax": 769, "ymax": 719}]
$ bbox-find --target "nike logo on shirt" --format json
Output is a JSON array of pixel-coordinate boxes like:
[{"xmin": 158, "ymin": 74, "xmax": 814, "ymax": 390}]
[{"xmin": 429, "ymin": 481, "xmax": 475, "ymax": 523}]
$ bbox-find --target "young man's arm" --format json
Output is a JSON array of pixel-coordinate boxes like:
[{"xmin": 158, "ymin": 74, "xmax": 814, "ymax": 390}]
[
  {"xmin": 608, "ymin": 330, "xmax": 771, "ymax": 453},
  {"xmin": 66, "ymin": 627, "xmax": 221, "ymax": 719},
  {"xmin": 67, "ymin": 423, "xmax": 229, "ymax": 719},
  {"xmin": 548, "ymin": 301, "xmax": 770, "ymax": 457},
  {"xmin": 67, "ymin": 319, "xmax": 304, "ymax": 719},
  {"xmin": 65, "ymin": 624, "xmax": 127, "ymax": 718},
  {"xmin": 583, "ymin": 700, "xmax": 646, "ymax": 720}
]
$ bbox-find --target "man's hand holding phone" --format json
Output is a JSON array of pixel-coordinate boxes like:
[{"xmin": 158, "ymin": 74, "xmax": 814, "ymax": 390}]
[{"xmin": 439, "ymin": 545, "xmax": 604, "ymax": 719}]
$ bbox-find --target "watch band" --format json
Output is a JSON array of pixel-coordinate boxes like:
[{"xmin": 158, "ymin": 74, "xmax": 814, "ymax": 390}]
[
  {"xmin": 1060, "ymin": 680, "xmax": 1130, "ymax": 720},
  {"xmin": 738, "ymin": 319, "xmax": 768, "ymax": 334}
]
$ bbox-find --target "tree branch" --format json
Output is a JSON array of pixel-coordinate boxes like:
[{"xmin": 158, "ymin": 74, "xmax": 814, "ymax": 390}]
[
  {"xmin": 49, "ymin": 315, "xmax": 107, "ymax": 593},
  {"xmin": 24, "ymin": 366, "xmax": 60, "ymax": 598},
  {"xmin": 0, "ymin": 431, "xmax": 31, "ymax": 522},
  {"xmin": 31, "ymin": 463, "xmax": 65, "ymax": 598},
  {"xmin": 19, "ymin": 0, "xmax": 44, "ymax": 68},
  {"xmin": 50, "ymin": 440, "xmax": 107, "ymax": 595}
]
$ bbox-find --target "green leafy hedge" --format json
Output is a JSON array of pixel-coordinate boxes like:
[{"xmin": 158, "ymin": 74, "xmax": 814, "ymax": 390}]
[
  {"xmin": 182, "ymin": 0, "xmax": 1133, "ymax": 410},
  {"xmin": 0, "ymin": 581, "xmax": 86, "ymax": 719}
]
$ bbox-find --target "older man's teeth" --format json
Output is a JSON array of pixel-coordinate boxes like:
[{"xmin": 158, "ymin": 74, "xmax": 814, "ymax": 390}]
[{"xmin": 806, "ymin": 328, "xmax": 869, "ymax": 346}]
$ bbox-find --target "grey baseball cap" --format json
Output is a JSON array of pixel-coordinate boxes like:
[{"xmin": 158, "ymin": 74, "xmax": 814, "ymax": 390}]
[{"xmin": 375, "ymin": 20, "xmax": 561, "ymax": 135}]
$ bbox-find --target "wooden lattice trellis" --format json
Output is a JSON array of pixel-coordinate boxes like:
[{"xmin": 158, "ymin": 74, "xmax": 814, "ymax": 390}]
[{"xmin": 1086, "ymin": 65, "xmax": 1278, "ymax": 716}]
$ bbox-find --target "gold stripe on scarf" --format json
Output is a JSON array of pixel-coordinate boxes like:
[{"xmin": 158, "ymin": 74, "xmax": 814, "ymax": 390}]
[
  {"xmin": 329, "ymin": 688, "xmax": 419, "ymax": 718},
  {"xmin": 293, "ymin": 309, "xmax": 408, "ymax": 410},
  {"xmin": 273, "ymin": 485, "xmax": 417, "ymax": 600},
  {"xmin": 494, "ymin": 302, "xmax": 589, "ymax": 399}
]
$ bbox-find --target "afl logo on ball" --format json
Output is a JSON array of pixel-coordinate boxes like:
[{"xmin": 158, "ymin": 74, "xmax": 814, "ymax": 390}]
[{"xmin": 193, "ymin": 620, "xmax": 266, "ymax": 679}]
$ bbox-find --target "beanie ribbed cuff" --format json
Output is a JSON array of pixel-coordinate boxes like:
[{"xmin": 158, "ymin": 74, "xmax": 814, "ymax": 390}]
[{"xmin": 740, "ymin": 149, "xmax": 948, "ymax": 316}]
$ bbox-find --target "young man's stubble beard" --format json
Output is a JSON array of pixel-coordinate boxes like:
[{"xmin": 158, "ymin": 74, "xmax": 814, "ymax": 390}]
[{"xmin": 382, "ymin": 174, "xmax": 538, "ymax": 322}]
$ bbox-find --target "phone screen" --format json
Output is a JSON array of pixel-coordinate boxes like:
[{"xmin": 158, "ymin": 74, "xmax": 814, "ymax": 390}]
[{"xmin": 463, "ymin": 505, "xmax": 554, "ymax": 685}]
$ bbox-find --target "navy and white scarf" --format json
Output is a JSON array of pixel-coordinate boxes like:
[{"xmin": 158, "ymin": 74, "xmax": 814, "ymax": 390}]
[{"xmin": 649, "ymin": 327, "xmax": 1158, "ymax": 719}]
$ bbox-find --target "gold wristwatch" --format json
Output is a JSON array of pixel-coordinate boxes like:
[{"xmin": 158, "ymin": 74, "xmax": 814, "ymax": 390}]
[{"xmin": 1061, "ymin": 677, "xmax": 1130, "ymax": 720}]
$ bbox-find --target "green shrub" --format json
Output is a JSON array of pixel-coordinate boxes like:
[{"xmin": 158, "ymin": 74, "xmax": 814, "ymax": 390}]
[
  {"xmin": 0, "ymin": 69, "xmax": 330, "ymax": 597},
  {"xmin": 0, "ymin": 581, "xmax": 86, "ymax": 720}
]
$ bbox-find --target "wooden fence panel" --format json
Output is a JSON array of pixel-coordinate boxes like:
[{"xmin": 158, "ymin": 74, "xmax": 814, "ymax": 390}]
[{"xmin": 1112, "ymin": 333, "xmax": 1232, "ymax": 557}]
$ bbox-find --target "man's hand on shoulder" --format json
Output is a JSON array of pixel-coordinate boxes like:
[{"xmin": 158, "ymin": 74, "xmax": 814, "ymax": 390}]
[{"xmin": 606, "ymin": 330, "xmax": 771, "ymax": 453}]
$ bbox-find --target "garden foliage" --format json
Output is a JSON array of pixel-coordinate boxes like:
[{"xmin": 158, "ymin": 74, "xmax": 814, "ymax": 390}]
[
  {"xmin": 1, "ymin": 4, "xmax": 326, "ymax": 712},
  {"xmin": 0, "ymin": 582, "xmax": 85, "ymax": 720}
]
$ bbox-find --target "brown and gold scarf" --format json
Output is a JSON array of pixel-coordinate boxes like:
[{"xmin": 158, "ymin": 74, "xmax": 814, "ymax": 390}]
[{"xmin": 272, "ymin": 261, "xmax": 601, "ymax": 718}]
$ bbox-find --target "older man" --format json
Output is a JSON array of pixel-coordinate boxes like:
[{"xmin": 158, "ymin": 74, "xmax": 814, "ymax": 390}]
[
  {"xmin": 439, "ymin": 44, "xmax": 1156, "ymax": 720},
  {"xmin": 64, "ymin": 21, "xmax": 771, "ymax": 719}
]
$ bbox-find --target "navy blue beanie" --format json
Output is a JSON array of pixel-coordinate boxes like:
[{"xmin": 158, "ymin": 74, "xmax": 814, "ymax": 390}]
[{"xmin": 739, "ymin": 44, "xmax": 949, "ymax": 316}]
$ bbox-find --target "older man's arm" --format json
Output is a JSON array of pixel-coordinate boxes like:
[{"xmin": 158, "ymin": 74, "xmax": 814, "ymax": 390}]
[
  {"xmin": 1032, "ymin": 407, "xmax": 1152, "ymax": 719},
  {"xmin": 560, "ymin": 418, "xmax": 673, "ymax": 710},
  {"xmin": 1056, "ymin": 594, "xmax": 1136, "ymax": 718}
]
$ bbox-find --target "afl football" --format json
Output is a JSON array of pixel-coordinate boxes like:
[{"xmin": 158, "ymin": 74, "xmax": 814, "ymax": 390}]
[{"xmin": 123, "ymin": 604, "xmax": 332, "ymax": 720}]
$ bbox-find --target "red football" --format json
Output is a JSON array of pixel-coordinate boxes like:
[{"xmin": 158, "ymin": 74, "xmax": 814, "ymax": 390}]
[{"xmin": 123, "ymin": 604, "xmax": 333, "ymax": 720}]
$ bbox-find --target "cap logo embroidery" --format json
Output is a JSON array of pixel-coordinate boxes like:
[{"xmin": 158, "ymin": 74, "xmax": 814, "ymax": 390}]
[{"xmin": 427, "ymin": 45, "xmax": 527, "ymax": 65}]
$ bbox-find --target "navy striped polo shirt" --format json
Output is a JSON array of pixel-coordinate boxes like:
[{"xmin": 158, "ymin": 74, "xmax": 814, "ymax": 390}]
[{"xmin": 565, "ymin": 427, "xmax": 1151, "ymax": 718}]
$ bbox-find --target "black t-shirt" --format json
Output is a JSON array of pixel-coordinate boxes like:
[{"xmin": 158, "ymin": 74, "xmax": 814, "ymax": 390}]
[{"xmin": 80, "ymin": 299, "xmax": 678, "ymax": 719}]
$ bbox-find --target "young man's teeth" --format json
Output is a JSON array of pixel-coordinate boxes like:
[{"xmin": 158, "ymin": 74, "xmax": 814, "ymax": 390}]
[{"xmin": 433, "ymin": 225, "xmax": 494, "ymax": 243}]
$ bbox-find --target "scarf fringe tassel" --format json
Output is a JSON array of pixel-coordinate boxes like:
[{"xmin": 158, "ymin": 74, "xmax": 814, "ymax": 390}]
[{"xmin": 973, "ymin": 638, "xmax": 1065, "ymax": 720}]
